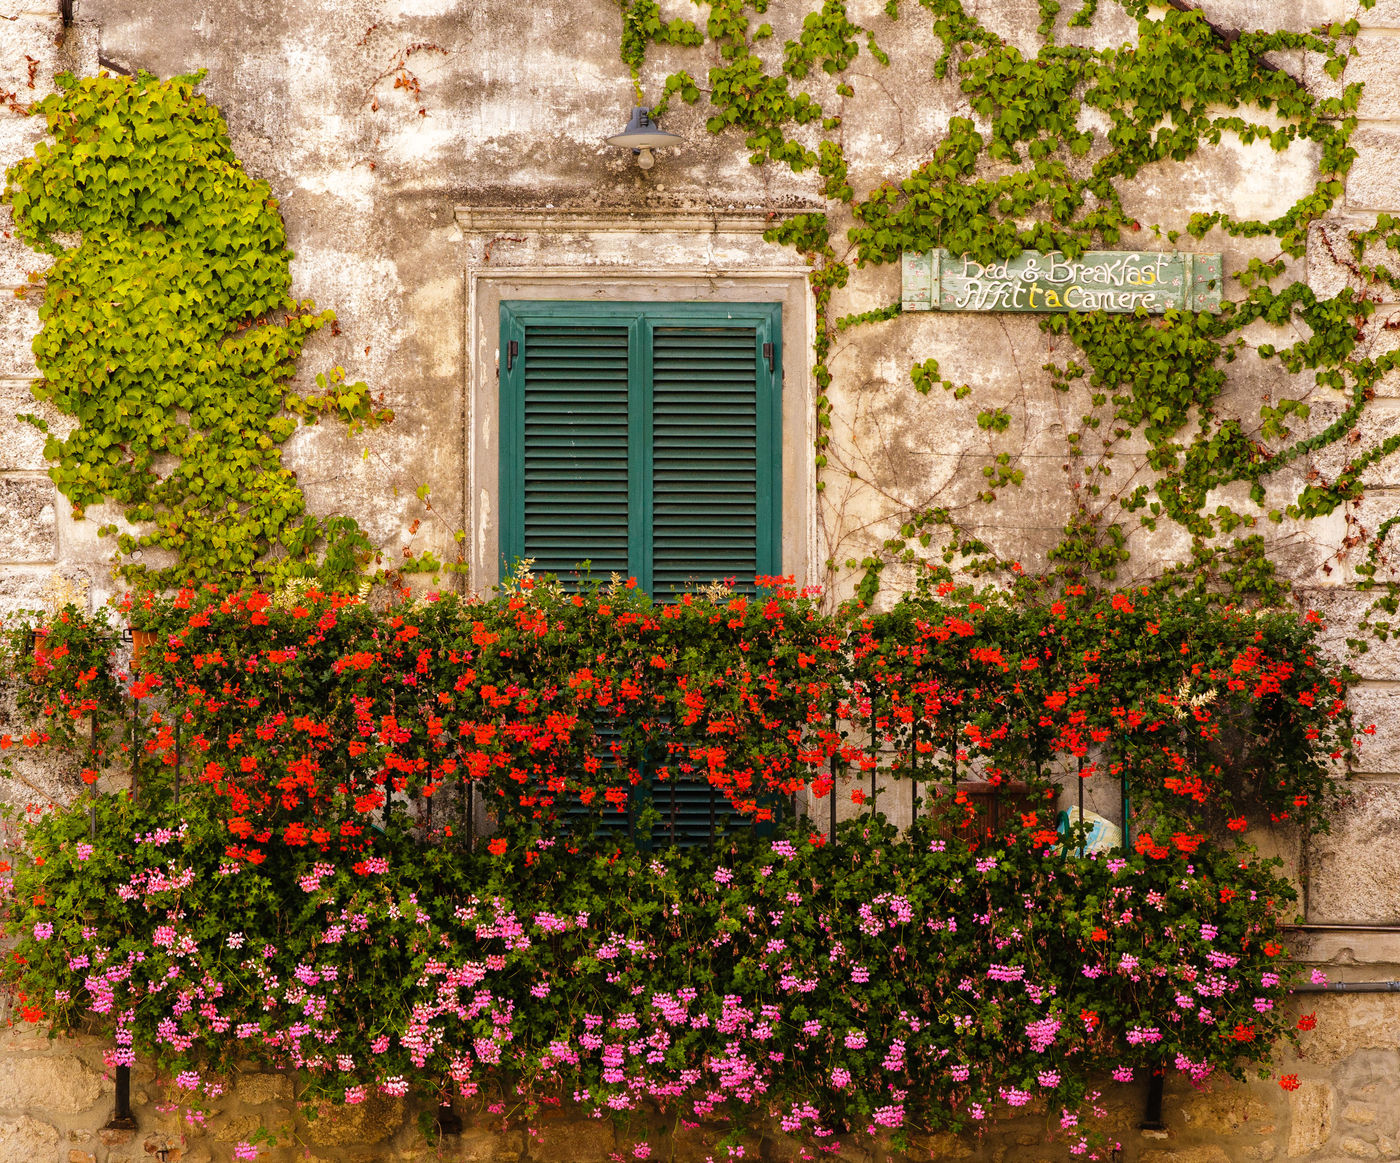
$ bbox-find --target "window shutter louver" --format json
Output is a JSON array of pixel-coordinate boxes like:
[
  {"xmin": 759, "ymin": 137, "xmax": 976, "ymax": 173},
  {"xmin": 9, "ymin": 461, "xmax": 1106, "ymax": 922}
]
[
  {"xmin": 501, "ymin": 302, "xmax": 780, "ymax": 592},
  {"xmin": 648, "ymin": 772, "xmax": 741, "ymax": 847},
  {"xmin": 651, "ymin": 326, "xmax": 764, "ymax": 595},
  {"xmin": 516, "ymin": 324, "xmax": 633, "ymax": 582}
]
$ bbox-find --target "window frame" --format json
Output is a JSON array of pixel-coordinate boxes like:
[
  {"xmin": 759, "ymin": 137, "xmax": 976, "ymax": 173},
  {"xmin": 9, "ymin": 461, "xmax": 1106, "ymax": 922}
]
[{"xmin": 497, "ymin": 299, "xmax": 784, "ymax": 593}]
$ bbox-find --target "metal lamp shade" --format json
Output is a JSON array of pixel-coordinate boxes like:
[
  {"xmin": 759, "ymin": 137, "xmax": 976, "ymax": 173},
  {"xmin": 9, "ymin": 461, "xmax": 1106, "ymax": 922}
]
[{"xmin": 606, "ymin": 107, "xmax": 681, "ymax": 151}]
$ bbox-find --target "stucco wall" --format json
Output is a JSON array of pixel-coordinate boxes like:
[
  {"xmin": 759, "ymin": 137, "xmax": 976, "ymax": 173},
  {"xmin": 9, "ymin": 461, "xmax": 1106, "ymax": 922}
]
[{"xmin": 2, "ymin": 0, "xmax": 1400, "ymax": 1160}]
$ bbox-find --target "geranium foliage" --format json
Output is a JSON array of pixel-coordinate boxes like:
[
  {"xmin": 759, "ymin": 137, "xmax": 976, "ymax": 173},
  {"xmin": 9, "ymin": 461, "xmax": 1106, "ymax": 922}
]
[{"xmin": 0, "ymin": 579, "xmax": 1358, "ymax": 1156}]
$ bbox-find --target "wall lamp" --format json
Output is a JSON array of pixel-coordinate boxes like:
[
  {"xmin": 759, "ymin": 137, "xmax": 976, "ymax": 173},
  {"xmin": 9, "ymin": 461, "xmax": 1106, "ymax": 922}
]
[{"xmin": 607, "ymin": 106, "xmax": 681, "ymax": 170}]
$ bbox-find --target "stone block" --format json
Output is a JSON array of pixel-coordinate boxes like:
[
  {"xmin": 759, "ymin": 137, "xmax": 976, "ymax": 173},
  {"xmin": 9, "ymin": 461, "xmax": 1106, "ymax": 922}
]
[
  {"xmin": 1306, "ymin": 220, "xmax": 1400, "ymax": 305},
  {"xmin": 968, "ymin": 0, "xmax": 1137, "ymax": 56},
  {"xmin": 212, "ymin": 1114, "xmax": 261, "ymax": 1142},
  {"xmin": 1140, "ymin": 1148, "xmax": 1233, "ymax": 1163},
  {"xmin": 1346, "ymin": 35, "xmax": 1400, "ymax": 121},
  {"xmin": 235, "ymin": 1071, "xmax": 293, "ymax": 1105},
  {"xmin": 0, "ymin": 476, "xmax": 55, "ymax": 561},
  {"xmin": 1119, "ymin": 132, "xmax": 1321, "ymax": 229},
  {"xmin": 0, "ymin": 1053, "xmax": 104, "ymax": 1113},
  {"xmin": 1177, "ymin": 1090, "xmax": 1275, "ymax": 1135},
  {"xmin": 0, "ymin": 378, "xmax": 62, "ymax": 471},
  {"xmin": 438, "ymin": 1130, "xmax": 503, "ymax": 1162},
  {"xmin": 0, "ymin": 1114, "xmax": 59, "ymax": 1163},
  {"xmin": 0, "ymin": 679, "xmax": 86, "ymax": 807},
  {"xmin": 1196, "ymin": 0, "xmax": 1346, "ymax": 28},
  {"xmin": 1, "ymin": 1, "xmax": 64, "ymax": 15},
  {"xmin": 283, "ymin": 422, "xmax": 422, "ymax": 552},
  {"xmin": 1306, "ymin": 401, "xmax": 1400, "ymax": 490},
  {"xmin": 1328, "ymin": 493, "xmax": 1400, "ymax": 592},
  {"xmin": 0, "ymin": 15, "xmax": 62, "ymax": 99},
  {"xmin": 1346, "ymin": 126, "xmax": 1400, "ymax": 212},
  {"xmin": 301, "ymin": 1093, "xmax": 405, "ymax": 1147},
  {"xmin": 1361, "ymin": 0, "xmax": 1400, "ymax": 27},
  {"xmin": 531, "ymin": 1120, "xmax": 616, "ymax": 1163},
  {"xmin": 68, "ymin": 1150, "xmax": 96, "ymax": 1163},
  {"xmin": 1307, "ymin": 781, "xmax": 1400, "ymax": 922},
  {"xmin": 0, "ymin": 205, "xmax": 51, "ymax": 291},
  {"xmin": 1344, "ymin": 1103, "xmax": 1381, "ymax": 1126},
  {"xmin": 1361, "ymin": 308, "xmax": 1400, "ymax": 397},
  {"xmin": 1347, "ymin": 685, "xmax": 1400, "ymax": 774},
  {"xmin": 0, "ymin": 296, "xmax": 39, "ymax": 378},
  {"xmin": 1287, "ymin": 1079, "xmax": 1335, "ymax": 1157},
  {"xmin": 0, "ymin": 1015, "xmax": 61, "ymax": 1052},
  {"xmin": 1294, "ymin": 586, "xmax": 1400, "ymax": 682}
]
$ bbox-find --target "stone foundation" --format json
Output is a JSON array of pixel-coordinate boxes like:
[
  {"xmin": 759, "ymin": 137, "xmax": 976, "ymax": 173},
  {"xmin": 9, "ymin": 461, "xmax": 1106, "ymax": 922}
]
[{"xmin": 1, "ymin": 994, "xmax": 1397, "ymax": 1162}]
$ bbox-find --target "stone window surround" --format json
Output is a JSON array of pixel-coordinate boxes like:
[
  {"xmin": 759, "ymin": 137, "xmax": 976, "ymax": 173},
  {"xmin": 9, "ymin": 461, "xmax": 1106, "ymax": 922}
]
[{"xmin": 456, "ymin": 207, "xmax": 816, "ymax": 595}]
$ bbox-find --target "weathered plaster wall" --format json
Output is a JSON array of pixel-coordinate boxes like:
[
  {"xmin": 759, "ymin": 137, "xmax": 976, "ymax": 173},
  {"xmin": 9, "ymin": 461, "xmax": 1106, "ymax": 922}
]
[{"xmin": 3, "ymin": 0, "xmax": 1400, "ymax": 1160}]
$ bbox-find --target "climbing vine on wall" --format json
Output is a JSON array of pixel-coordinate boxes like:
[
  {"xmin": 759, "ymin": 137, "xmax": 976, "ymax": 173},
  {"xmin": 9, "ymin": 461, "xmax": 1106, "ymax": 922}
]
[
  {"xmin": 618, "ymin": 0, "xmax": 1400, "ymax": 613},
  {"xmin": 3, "ymin": 71, "xmax": 392, "ymax": 588}
]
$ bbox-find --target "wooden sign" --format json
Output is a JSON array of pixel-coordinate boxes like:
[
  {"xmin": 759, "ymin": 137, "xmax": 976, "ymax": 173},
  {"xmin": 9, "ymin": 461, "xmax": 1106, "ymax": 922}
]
[{"xmin": 901, "ymin": 249, "xmax": 1222, "ymax": 314}]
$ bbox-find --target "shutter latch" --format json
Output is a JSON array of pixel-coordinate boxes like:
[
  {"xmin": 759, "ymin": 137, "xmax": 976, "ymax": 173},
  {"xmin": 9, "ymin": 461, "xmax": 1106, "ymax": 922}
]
[
  {"xmin": 762, "ymin": 341, "xmax": 774, "ymax": 373},
  {"xmin": 507, "ymin": 340, "xmax": 519, "ymax": 372}
]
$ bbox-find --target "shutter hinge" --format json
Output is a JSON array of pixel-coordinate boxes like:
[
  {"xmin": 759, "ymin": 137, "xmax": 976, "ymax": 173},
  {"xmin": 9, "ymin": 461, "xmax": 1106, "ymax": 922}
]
[
  {"xmin": 762, "ymin": 342, "xmax": 774, "ymax": 373},
  {"xmin": 507, "ymin": 340, "xmax": 519, "ymax": 372}
]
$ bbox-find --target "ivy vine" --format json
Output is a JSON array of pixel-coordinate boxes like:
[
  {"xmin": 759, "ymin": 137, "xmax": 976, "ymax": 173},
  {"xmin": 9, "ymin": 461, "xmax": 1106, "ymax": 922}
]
[
  {"xmin": 618, "ymin": 0, "xmax": 1400, "ymax": 611},
  {"xmin": 3, "ymin": 71, "xmax": 392, "ymax": 589}
]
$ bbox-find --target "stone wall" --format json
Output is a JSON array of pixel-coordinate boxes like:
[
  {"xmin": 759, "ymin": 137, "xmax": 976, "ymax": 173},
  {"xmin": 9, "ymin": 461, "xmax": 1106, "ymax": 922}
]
[
  {"xmin": 2, "ymin": 0, "xmax": 1400, "ymax": 1160},
  {"xmin": 1, "ymin": 992, "xmax": 1397, "ymax": 1163}
]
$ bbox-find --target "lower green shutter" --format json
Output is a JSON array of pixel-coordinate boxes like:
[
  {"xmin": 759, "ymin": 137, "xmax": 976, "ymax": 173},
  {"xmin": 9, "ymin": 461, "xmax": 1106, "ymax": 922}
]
[
  {"xmin": 501, "ymin": 302, "xmax": 783, "ymax": 846},
  {"xmin": 647, "ymin": 772, "xmax": 742, "ymax": 847}
]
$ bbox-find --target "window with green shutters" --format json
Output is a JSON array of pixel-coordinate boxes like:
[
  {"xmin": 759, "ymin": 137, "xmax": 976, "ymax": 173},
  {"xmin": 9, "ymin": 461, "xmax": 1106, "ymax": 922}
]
[
  {"xmin": 498, "ymin": 301, "xmax": 782, "ymax": 594},
  {"xmin": 498, "ymin": 300, "xmax": 785, "ymax": 846}
]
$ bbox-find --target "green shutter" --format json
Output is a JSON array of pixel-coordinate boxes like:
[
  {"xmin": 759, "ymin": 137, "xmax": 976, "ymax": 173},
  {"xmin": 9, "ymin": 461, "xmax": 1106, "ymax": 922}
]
[
  {"xmin": 651, "ymin": 326, "xmax": 763, "ymax": 595},
  {"xmin": 501, "ymin": 303, "xmax": 783, "ymax": 848},
  {"xmin": 500, "ymin": 319, "xmax": 635, "ymax": 582},
  {"xmin": 500, "ymin": 301, "xmax": 781, "ymax": 592}
]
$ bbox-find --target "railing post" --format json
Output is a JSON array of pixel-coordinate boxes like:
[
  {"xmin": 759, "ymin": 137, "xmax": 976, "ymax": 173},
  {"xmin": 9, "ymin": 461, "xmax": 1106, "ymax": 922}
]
[
  {"xmin": 869, "ymin": 695, "xmax": 877, "ymax": 817},
  {"xmin": 1077, "ymin": 755, "xmax": 1085, "ymax": 857},
  {"xmin": 105, "ymin": 659, "xmax": 140, "ymax": 1133},
  {"xmin": 88, "ymin": 718, "xmax": 98, "ymax": 841},
  {"xmin": 910, "ymin": 714, "xmax": 919, "ymax": 827},
  {"xmin": 1119, "ymin": 751, "xmax": 1130, "ymax": 852},
  {"xmin": 129, "ymin": 691, "xmax": 139, "ymax": 804},
  {"xmin": 106, "ymin": 1065, "xmax": 136, "ymax": 1132},
  {"xmin": 828, "ymin": 704, "xmax": 838, "ymax": 847}
]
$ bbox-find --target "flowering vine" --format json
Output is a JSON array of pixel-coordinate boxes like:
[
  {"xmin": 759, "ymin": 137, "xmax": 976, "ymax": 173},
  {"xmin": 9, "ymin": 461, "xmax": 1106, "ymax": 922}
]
[{"xmin": 0, "ymin": 577, "xmax": 1358, "ymax": 1156}]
